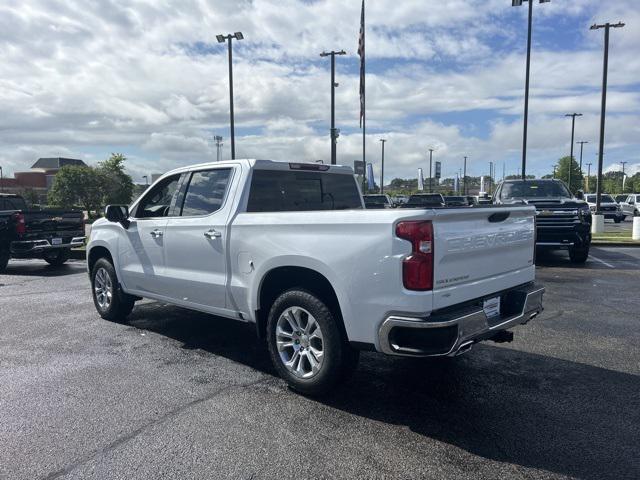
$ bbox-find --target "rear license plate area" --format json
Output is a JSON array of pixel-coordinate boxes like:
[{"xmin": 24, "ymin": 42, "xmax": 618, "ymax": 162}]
[{"xmin": 51, "ymin": 238, "xmax": 62, "ymax": 245}]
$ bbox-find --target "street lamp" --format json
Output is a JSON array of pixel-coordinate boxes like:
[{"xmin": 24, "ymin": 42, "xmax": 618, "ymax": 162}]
[
  {"xmin": 320, "ymin": 50, "xmax": 346, "ymax": 165},
  {"xmin": 586, "ymin": 162, "xmax": 592, "ymax": 192},
  {"xmin": 428, "ymin": 149, "xmax": 435, "ymax": 193},
  {"xmin": 379, "ymin": 139, "xmax": 386, "ymax": 194},
  {"xmin": 590, "ymin": 21, "xmax": 625, "ymax": 214},
  {"xmin": 217, "ymin": 32, "xmax": 244, "ymax": 160},
  {"xmin": 512, "ymin": 0, "xmax": 551, "ymax": 180},
  {"xmin": 565, "ymin": 113, "xmax": 582, "ymax": 191},
  {"xmin": 576, "ymin": 141, "xmax": 589, "ymax": 177},
  {"xmin": 142, "ymin": 175, "xmax": 148, "ymax": 185},
  {"xmin": 214, "ymin": 135, "xmax": 223, "ymax": 162},
  {"xmin": 463, "ymin": 156, "xmax": 468, "ymax": 195}
]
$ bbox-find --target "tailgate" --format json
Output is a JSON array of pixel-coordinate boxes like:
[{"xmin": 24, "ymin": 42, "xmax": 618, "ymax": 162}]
[
  {"xmin": 23, "ymin": 210, "xmax": 84, "ymax": 239},
  {"xmin": 432, "ymin": 206, "xmax": 536, "ymax": 310}
]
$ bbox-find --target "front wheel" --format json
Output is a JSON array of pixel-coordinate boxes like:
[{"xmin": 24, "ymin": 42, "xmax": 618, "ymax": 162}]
[
  {"xmin": 266, "ymin": 289, "xmax": 359, "ymax": 396},
  {"xmin": 569, "ymin": 245, "xmax": 589, "ymax": 264},
  {"xmin": 613, "ymin": 217, "xmax": 622, "ymax": 224},
  {"xmin": 91, "ymin": 258, "xmax": 135, "ymax": 322},
  {"xmin": 43, "ymin": 248, "xmax": 70, "ymax": 266}
]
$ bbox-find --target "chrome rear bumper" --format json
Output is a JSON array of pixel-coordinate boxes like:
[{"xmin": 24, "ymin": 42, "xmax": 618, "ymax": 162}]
[
  {"xmin": 378, "ymin": 282, "xmax": 544, "ymax": 357},
  {"xmin": 10, "ymin": 236, "xmax": 86, "ymax": 254}
]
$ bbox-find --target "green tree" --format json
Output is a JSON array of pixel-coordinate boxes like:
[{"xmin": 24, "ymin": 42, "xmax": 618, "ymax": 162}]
[
  {"xmin": 21, "ymin": 188, "xmax": 40, "ymax": 206},
  {"xmin": 48, "ymin": 165, "xmax": 103, "ymax": 215},
  {"xmin": 554, "ymin": 156, "xmax": 583, "ymax": 193},
  {"xmin": 97, "ymin": 153, "xmax": 135, "ymax": 205}
]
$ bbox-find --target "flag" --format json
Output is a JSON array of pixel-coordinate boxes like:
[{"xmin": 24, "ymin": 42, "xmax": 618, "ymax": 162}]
[
  {"xmin": 367, "ymin": 163, "xmax": 375, "ymax": 191},
  {"xmin": 358, "ymin": 0, "xmax": 365, "ymax": 128},
  {"xmin": 418, "ymin": 168, "xmax": 424, "ymax": 191}
]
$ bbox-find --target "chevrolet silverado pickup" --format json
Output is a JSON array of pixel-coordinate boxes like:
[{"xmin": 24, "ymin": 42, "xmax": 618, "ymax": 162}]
[
  {"xmin": 87, "ymin": 160, "xmax": 544, "ymax": 395},
  {"xmin": 493, "ymin": 179, "xmax": 591, "ymax": 263},
  {"xmin": 0, "ymin": 193, "xmax": 85, "ymax": 272}
]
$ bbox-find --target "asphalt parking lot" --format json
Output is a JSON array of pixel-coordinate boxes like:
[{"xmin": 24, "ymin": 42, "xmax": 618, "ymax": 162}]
[{"xmin": 1, "ymin": 248, "xmax": 639, "ymax": 480}]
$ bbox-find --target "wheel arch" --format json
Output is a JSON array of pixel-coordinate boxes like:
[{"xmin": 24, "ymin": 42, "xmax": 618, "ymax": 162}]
[{"xmin": 255, "ymin": 265, "xmax": 348, "ymax": 341}]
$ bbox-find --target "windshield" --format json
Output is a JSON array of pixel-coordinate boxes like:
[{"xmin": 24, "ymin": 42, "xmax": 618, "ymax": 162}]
[
  {"xmin": 364, "ymin": 195, "xmax": 388, "ymax": 205},
  {"xmin": 586, "ymin": 194, "xmax": 614, "ymax": 203},
  {"xmin": 500, "ymin": 181, "xmax": 571, "ymax": 200}
]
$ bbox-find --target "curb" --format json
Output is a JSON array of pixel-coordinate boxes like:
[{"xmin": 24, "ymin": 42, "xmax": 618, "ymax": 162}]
[{"xmin": 591, "ymin": 241, "xmax": 640, "ymax": 248}]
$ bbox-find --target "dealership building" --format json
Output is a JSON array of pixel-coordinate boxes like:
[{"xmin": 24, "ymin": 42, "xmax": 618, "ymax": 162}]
[{"xmin": 0, "ymin": 157, "xmax": 87, "ymax": 203}]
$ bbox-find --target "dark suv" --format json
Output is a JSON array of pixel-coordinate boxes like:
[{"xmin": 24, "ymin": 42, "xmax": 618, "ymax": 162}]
[{"xmin": 493, "ymin": 179, "xmax": 591, "ymax": 263}]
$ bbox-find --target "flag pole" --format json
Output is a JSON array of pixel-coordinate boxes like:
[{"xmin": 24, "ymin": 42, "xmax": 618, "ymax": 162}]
[{"xmin": 361, "ymin": 1, "xmax": 366, "ymax": 194}]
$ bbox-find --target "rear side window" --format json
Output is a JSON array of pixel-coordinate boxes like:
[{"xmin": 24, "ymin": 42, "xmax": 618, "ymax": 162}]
[
  {"xmin": 180, "ymin": 169, "xmax": 232, "ymax": 216},
  {"xmin": 247, "ymin": 170, "xmax": 362, "ymax": 212}
]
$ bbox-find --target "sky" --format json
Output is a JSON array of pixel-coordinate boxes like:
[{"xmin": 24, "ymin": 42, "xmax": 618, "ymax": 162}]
[{"xmin": 0, "ymin": 0, "xmax": 639, "ymax": 184}]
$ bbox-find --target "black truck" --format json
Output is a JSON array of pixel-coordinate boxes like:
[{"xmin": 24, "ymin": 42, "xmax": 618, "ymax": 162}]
[
  {"xmin": 493, "ymin": 179, "xmax": 591, "ymax": 263},
  {"xmin": 0, "ymin": 193, "xmax": 85, "ymax": 272}
]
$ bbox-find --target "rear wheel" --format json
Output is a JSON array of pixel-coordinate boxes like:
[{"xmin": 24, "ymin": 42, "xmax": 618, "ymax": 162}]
[
  {"xmin": 0, "ymin": 247, "xmax": 9, "ymax": 273},
  {"xmin": 43, "ymin": 248, "xmax": 70, "ymax": 266},
  {"xmin": 91, "ymin": 258, "xmax": 135, "ymax": 321},
  {"xmin": 266, "ymin": 289, "xmax": 359, "ymax": 396},
  {"xmin": 569, "ymin": 245, "xmax": 589, "ymax": 264}
]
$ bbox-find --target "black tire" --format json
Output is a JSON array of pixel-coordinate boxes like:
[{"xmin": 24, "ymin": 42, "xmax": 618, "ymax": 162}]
[
  {"xmin": 0, "ymin": 247, "xmax": 9, "ymax": 273},
  {"xmin": 266, "ymin": 289, "xmax": 359, "ymax": 396},
  {"xmin": 569, "ymin": 245, "xmax": 589, "ymax": 264},
  {"xmin": 90, "ymin": 258, "xmax": 135, "ymax": 322},
  {"xmin": 43, "ymin": 248, "xmax": 70, "ymax": 266},
  {"xmin": 613, "ymin": 217, "xmax": 622, "ymax": 224}
]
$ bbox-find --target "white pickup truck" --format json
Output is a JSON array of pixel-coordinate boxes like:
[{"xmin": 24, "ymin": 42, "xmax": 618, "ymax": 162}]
[{"xmin": 87, "ymin": 160, "xmax": 544, "ymax": 395}]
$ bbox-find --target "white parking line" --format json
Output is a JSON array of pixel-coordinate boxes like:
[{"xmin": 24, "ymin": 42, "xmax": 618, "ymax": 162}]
[{"xmin": 589, "ymin": 255, "xmax": 615, "ymax": 269}]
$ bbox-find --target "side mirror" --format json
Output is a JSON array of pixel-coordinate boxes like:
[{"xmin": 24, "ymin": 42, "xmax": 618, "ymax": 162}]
[{"xmin": 105, "ymin": 205, "xmax": 130, "ymax": 229}]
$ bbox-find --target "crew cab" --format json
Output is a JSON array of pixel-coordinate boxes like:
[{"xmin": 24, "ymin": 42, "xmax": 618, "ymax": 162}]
[
  {"xmin": 0, "ymin": 193, "xmax": 85, "ymax": 272},
  {"xmin": 493, "ymin": 179, "xmax": 591, "ymax": 263},
  {"xmin": 585, "ymin": 194, "xmax": 626, "ymax": 223},
  {"xmin": 87, "ymin": 160, "xmax": 544, "ymax": 395}
]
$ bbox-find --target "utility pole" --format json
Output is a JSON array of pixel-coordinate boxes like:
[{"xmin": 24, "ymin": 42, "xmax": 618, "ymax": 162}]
[
  {"xmin": 428, "ymin": 148, "xmax": 434, "ymax": 193},
  {"xmin": 214, "ymin": 135, "xmax": 223, "ymax": 162},
  {"xmin": 216, "ymin": 32, "xmax": 244, "ymax": 160},
  {"xmin": 553, "ymin": 165, "xmax": 557, "ymax": 179},
  {"xmin": 0, "ymin": 166, "xmax": 3, "ymax": 193},
  {"xmin": 576, "ymin": 140, "xmax": 588, "ymax": 190},
  {"xmin": 591, "ymin": 21, "xmax": 625, "ymax": 214},
  {"xmin": 379, "ymin": 139, "xmax": 386, "ymax": 194},
  {"xmin": 586, "ymin": 162, "xmax": 593, "ymax": 192},
  {"xmin": 512, "ymin": 0, "xmax": 551, "ymax": 180},
  {"xmin": 565, "ymin": 113, "xmax": 582, "ymax": 192},
  {"xmin": 142, "ymin": 175, "xmax": 148, "ymax": 185},
  {"xmin": 320, "ymin": 50, "xmax": 346, "ymax": 165},
  {"xmin": 488, "ymin": 161, "xmax": 494, "ymax": 194},
  {"xmin": 621, "ymin": 161, "xmax": 628, "ymax": 193},
  {"xmin": 463, "ymin": 156, "xmax": 468, "ymax": 195}
]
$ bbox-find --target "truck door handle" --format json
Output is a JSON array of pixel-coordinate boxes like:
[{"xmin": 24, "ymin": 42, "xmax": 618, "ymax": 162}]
[
  {"xmin": 204, "ymin": 229, "xmax": 221, "ymax": 239},
  {"xmin": 150, "ymin": 229, "xmax": 163, "ymax": 238}
]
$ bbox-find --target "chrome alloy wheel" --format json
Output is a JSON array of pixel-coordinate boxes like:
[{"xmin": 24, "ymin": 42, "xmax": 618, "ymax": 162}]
[
  {"xmin": 276, "ymin": 306, "xmax": 324, "ymax": 379},
  {"xmin": 94, "ymin": 267, "xmax": 113, "ymax": 310}
]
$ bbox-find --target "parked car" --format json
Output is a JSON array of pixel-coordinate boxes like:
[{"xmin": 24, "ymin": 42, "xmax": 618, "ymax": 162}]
[
  {"xmin": 363, "ymin": 194, "xmax": 393, "ymax": 209},
  {"xmin": 443, "ymin": 196, "xmax": 471, "ymax": 207},
  {"xmin": 584, "ymin": 194, "xmax": 625, "ymax": 223},
  {"xmin": 619, "ymin": 194, "xmax": 640, "ymax": 217},
  {"xmin": 493, "ymin": 179, "xmax": 591, "ymax": 263},
  {"xmin": 0, "ymin": 193, "xmax": 85, "ymax": 272},
  {"xmin": 401, "ymin": 193, "xmax": 446, "ymax": 208},
  {"xmin": 87, "ymin": 159, "xmax": 544, "ymax": 395}
]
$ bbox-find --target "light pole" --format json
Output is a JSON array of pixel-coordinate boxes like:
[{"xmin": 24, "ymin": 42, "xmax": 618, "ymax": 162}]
[
  {"xmin": 142, "ymin": 175, "xmax": 148, "ymax": 185},
  {"xmin": 488, "ymin": 161, "xmax": 494, "ymax": 194},
  {"xmin": 586, "ymin": 162, "xmax": 592, "ymax": 192},
  {"xmin": 0, "ymin": 166, "xmax": 3, "ymax": 193},
  {"xmin": 576, "ymin": 140, "xmax": 588, "ymax": 188},
  {"xmin": 379, "ymin": 139, "xmax": 386, "ymax": 194},
  {"xmin": 217, "ymin": 32, "xmax": 244, "ymax": 160},
  {"xmin": 590, "ymin": 21, "xmax": 624, "ymax": 214},
  {"xmin": 214, "ymin": 135, "xmax": 223, "ymax": 162},
  {"xmin": 621, "ymin": 161, "xmax": 628, "ymax": 193},
  {"xmin": 320, "ymin": 50, "xmax": 346, "ymax": 165},
  {"xmin": 565, "ymin": 113, "xmax": 582, "ymax": 191},
  {"xmin": 428, "ymin": 148, "xmax": 434, "ymax": 193},
  {"xmin": 463, "ymin": 156, "xmax": 468, "ymax": 195},
  {"xmin": 512, "ymin": 0, "xmax": 551, "ymax": 180},
  {"xmin": 553, "ymin": 165, "xmax": 557, "ymax": 179}
]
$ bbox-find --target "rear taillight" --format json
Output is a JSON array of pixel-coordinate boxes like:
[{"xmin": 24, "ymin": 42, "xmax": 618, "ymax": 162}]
[
  {"xmin": 13, "ymin": 212, "xmax": 26, "ymax": 235},
  {"xmin": 396, "ymin": 220, "xmax": 434, "ymax": 291}
]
